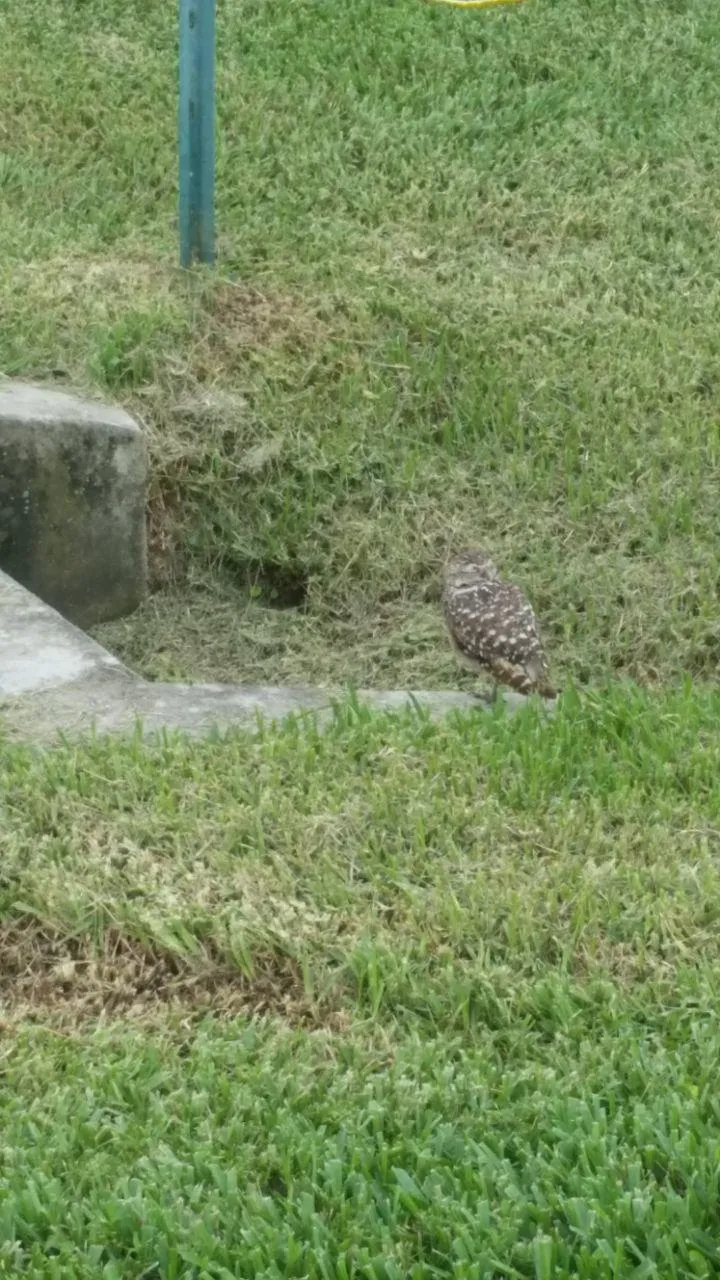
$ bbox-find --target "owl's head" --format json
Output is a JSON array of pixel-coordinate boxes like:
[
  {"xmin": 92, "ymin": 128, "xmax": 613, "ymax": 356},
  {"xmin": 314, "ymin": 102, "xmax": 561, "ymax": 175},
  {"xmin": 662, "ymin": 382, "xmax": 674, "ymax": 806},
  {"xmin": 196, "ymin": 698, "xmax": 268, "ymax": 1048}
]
[{"xmin": 445, "ymin": 547, "xmax": 500, "ymax": 587}]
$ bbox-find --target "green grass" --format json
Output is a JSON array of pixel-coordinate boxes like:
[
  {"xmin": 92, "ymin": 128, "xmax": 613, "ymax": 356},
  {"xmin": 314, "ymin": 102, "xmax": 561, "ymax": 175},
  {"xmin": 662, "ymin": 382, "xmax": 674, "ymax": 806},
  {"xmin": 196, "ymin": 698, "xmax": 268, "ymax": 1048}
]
[
  {"xmin": 5, "ymin": 1011, "xmax": 720, "ymax": 1279},
  {"xmin": 4, "ymin": 0, "xmax": 720, "ymax": 1272},
  {"xmin": 3, "ymin": 0, "xmax": 720, "ymax": 686}
]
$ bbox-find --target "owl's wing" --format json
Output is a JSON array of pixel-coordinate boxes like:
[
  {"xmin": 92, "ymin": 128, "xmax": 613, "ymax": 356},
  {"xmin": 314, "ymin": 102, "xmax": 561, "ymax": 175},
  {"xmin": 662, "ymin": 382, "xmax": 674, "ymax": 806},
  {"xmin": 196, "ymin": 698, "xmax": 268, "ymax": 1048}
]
[
  {"xmin": 444, "ymin": 580, "xmax": 544, "ymax": 666},
  {"xmin": 491, "ymin": 586, "xmax": 545, "ymax": 666},
  {"xmin": 442, "ymin": 580, "xmax": 503, "ymax": 661}
]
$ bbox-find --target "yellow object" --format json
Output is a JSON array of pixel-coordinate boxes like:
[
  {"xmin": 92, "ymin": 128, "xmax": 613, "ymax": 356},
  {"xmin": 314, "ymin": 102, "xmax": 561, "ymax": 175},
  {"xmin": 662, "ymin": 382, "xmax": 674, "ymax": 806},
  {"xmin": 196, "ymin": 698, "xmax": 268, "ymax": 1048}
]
[{"xmin": 428, "ymin": 0, "xmax": 528, "ymax": 8}]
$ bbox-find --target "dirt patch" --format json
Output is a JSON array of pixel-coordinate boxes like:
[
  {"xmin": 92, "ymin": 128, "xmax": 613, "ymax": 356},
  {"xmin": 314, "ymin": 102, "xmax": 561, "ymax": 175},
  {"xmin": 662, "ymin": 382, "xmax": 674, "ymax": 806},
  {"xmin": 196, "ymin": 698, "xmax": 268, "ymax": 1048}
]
[
  {"xmin": 195, "ymin": 281, "xmax": 327, "ymax": 372},
  {"xmin": 0, "ymin": 920, "xmax": 348, "ymax": 1033}
]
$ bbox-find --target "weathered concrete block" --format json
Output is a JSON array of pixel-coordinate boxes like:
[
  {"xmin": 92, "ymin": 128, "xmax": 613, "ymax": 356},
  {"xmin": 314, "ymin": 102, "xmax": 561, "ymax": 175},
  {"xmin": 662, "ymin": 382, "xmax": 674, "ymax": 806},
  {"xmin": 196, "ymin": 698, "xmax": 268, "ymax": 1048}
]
[{"xmin": 0, "ymin": 381, "xmax": 147, "ymax": 626}]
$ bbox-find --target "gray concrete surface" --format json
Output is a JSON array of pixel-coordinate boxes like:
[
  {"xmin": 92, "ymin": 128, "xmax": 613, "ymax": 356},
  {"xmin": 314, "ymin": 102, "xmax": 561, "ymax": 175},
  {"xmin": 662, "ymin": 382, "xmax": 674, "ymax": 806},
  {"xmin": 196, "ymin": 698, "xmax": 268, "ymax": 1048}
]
[
  {"xmin": 0, "ymin": 381, "xmax": 147, "ymax": 628},
  {"xmin": 0, "ymin": 569, "xmax": 527, "ymax": 744}
]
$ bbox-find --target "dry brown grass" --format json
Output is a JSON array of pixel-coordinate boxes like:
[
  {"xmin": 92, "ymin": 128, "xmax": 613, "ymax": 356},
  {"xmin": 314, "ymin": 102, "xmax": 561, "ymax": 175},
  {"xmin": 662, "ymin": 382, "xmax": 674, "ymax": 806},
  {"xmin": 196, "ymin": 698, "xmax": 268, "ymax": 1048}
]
[{"xmin": 0, "ymin": 919, "xmax": 349, "ymax": 1033}]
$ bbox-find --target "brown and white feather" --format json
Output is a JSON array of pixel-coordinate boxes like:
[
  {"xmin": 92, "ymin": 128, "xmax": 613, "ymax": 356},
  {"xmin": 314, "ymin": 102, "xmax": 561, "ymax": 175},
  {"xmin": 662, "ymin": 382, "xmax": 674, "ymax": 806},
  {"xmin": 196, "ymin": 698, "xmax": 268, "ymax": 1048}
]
[{"xmin": 442, "ymin": 549, "xmax": 555, "ymax": 698}]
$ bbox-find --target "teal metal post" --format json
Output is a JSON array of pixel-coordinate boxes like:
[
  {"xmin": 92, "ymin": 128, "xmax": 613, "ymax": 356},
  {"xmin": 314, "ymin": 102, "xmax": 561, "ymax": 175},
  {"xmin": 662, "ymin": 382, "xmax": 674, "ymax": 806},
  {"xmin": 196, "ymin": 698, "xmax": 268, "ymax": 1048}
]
[{"xmin": 179, "ymin": 0, "xmax": 215, "ymax": 267}]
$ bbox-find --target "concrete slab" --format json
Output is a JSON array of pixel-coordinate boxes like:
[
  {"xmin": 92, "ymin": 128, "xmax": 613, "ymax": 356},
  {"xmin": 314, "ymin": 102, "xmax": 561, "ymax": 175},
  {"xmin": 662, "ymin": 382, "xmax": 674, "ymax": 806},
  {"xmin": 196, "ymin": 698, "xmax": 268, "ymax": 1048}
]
[
  {"xmin": 0, "ymin": 380, "xmax": 147, "ymax": 628},
  {"xmin": 0, "ymin": 569, "xmax": 533, "ymax": 745}
]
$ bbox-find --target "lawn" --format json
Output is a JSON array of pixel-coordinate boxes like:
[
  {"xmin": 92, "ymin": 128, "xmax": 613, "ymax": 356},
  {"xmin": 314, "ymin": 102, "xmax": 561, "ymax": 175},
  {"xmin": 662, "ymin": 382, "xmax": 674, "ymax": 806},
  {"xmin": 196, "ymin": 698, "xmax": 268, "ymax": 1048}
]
[
  {"xmin": 3, "ymin": 691, "xmax": 720, "ymax": 1274},
  {"xmin": 3, "ymin": 0, "xmax": 720, "ymax": 688},
  {"xmin": 2, "ymin": 0, "xmax": 720, "ymax": 1274}
]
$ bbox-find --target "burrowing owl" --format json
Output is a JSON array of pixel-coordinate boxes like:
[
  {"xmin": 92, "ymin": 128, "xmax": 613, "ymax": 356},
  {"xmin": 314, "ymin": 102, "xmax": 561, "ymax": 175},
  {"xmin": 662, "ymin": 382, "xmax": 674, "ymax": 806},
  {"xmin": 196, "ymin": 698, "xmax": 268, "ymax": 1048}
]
[{"xmin": 442, "ymin": 548, "xmax": 556, "ymax": 699}]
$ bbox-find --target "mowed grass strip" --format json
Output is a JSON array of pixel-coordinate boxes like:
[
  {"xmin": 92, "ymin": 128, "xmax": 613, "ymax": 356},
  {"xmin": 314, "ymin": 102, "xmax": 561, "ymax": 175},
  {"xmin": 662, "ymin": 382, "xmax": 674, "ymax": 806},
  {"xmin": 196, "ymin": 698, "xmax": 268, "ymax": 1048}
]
[
  {"xmin": 2, "ymin": 689, "xmax": 720, "ymax": 1275},
  {"xmin": 2, "ymin": 688, "xmax": 720, "ymax": 1018}
]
